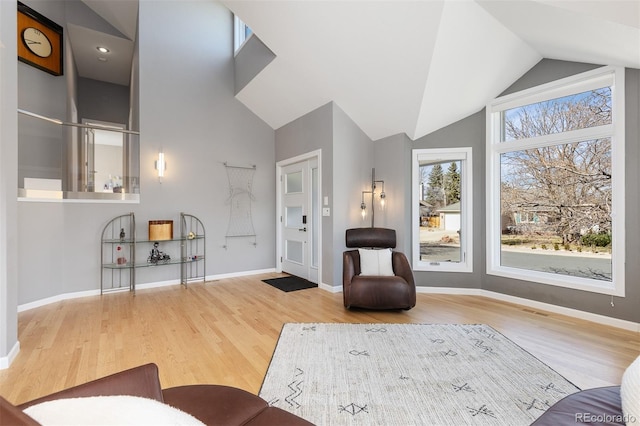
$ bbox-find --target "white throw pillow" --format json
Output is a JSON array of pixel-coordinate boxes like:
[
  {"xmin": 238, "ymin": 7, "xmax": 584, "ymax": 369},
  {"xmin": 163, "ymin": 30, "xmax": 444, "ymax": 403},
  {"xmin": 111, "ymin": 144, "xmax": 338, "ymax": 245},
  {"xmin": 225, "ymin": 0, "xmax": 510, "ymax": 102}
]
[
  {"xmin": 621, "ymin": 355, "xmax": 640, "ymax": 425},
  {"xmin": 24, "ymin": 395, "xmax": 205, "ymax": 425},
  {"xmin": 358, "ymin": 248, "xmax": 394, "ymax": 276}
]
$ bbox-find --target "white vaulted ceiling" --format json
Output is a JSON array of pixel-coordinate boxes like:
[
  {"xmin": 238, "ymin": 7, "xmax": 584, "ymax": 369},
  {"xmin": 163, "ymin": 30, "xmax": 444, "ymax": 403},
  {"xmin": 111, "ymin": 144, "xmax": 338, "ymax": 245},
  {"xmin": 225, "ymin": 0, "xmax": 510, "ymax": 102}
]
[{"xmin": 222, "ymin": 0, "xmax": 640, "ymax": 141}]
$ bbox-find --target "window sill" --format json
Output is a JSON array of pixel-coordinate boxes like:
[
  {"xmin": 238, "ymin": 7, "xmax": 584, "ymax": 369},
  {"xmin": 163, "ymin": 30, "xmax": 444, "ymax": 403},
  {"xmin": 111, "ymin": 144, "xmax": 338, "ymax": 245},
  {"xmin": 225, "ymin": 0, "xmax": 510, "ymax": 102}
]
[{"xmin": 487, "ymin": 265, "xmax": 624, "ymax": 297}]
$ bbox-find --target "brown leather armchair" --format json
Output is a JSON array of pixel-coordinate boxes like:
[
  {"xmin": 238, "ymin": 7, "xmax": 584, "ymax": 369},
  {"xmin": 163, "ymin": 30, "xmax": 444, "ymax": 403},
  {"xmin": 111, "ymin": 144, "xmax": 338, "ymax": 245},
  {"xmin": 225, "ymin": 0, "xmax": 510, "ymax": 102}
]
[{"xmin": 343, "ymin": 227, "xmax": 416, "ymax": 310}]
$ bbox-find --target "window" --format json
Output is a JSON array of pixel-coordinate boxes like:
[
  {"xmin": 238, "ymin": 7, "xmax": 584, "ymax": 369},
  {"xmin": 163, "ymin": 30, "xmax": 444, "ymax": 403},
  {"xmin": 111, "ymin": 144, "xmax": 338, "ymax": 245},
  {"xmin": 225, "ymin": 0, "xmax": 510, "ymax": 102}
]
[
  {"xmin": 233, "ymin": 15, "xmax": 253, "ymax": 53},
  {"xmin": 486, "ymin": 66, "xmax": 625, "ymax": 296},
  {"xmin": 412, "ymin": 147, "xmax": 473, "ymax": 272}
]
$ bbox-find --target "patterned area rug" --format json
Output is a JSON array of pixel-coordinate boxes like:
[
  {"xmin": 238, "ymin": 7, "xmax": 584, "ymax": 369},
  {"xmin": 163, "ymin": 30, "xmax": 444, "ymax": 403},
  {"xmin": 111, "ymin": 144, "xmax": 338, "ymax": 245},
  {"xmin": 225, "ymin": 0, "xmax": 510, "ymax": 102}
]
[{"xmin": 259, "ymin": 323, "xmax": 579, "ymax": 425}]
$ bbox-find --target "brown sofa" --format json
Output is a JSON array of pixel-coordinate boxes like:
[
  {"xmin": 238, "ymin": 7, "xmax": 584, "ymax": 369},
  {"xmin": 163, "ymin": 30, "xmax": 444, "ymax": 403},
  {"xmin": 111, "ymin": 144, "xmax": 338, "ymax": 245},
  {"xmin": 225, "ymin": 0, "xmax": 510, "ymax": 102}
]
[
  {"xmin": 0, "ymin": 363, "xmax": 312, "ymax": 425},
  {"xmin": 343, "ymin": 227, "xmax": 416, "ymax": 310}
]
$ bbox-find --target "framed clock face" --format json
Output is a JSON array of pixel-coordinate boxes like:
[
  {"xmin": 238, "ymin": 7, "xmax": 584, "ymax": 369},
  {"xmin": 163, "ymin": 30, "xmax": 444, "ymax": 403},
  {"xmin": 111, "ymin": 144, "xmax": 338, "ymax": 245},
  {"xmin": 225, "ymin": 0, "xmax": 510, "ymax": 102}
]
[
  {"xmin": 22, "ymin": 27, "xmax": 53, "ymax": 58},
  {"xmin": 17, "ymin": 2, "xmax": 63, "ymax": 76}
]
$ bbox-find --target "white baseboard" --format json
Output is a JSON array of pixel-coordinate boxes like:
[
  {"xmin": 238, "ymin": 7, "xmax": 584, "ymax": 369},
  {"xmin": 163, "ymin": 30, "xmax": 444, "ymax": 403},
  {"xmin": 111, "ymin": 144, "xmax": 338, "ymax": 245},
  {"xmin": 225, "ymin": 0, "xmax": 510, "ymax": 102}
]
[
  {"xmin": 135, "ymin": 279, "xmax": 180, "ymax": 290},
  {"xmin": 416, "ymin": 286, "xmax": 640, "ymax": 332},
  {"xmin": 319, "ymin": 282, "xmax": 340, "ymax": 293},
  {"xmin": 205, "ymin": 268, "xmax": 277, "ymax": 281},
  {"xmin": 0, "ymin": 341, "xmax": 20, "ymax": 370},
  {"xmin": 18, "ymin": 289, "xmax": 101, "ymax": 312},
  {"xmin": 17, "ymin": 268, "xmax": 279, "ymax": 312}
]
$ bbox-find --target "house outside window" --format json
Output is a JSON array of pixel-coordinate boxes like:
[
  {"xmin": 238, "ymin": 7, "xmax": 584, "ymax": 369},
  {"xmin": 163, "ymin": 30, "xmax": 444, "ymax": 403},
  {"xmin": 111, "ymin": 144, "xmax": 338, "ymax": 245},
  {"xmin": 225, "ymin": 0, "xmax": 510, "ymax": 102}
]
[
  {"xmin": 412, "ymin": 147, "xmax": 473, "ymax": 272},
  {"xmin": 486, "ymin": 66, "xmax": 625, "ymax": 296}
]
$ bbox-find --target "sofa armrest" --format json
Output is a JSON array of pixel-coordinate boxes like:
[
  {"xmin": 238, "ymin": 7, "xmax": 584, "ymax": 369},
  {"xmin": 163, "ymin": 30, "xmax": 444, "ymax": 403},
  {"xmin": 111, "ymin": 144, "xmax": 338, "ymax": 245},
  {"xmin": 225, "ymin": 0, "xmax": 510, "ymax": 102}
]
[
  {"xmin": 163, "ymin": 385, "xmax": 313, "ymax": 426},
  {"xmin": 392, "ymin": 251, "xmax": 414, "ymax": 287},
  {"xmin": 531, "ymin": 386, "xmax": 623, "ymax": 425},
  {"xmin": 18, "ymin": 363, "xmax": 164, "ymax": 410},
  {"xmin": 1, "ymin": 396, "xmax": 40, "ymax": 425}
]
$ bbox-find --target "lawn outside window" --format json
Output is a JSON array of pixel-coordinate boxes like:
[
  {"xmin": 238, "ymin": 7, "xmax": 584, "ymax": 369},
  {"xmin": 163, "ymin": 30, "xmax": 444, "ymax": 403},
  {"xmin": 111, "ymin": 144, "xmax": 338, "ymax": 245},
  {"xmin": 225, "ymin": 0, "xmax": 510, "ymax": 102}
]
[{"xmin": 486, "ymin": 66, "xmax": 625, "ymax": 296}]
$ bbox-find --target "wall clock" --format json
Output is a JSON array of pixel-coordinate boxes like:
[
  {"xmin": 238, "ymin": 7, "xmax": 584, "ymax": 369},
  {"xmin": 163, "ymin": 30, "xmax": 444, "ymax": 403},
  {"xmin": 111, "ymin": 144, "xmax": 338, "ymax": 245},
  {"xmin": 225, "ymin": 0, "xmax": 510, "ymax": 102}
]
[{"xmin": 17, "ymin": 1, "xmax": 63, "ymax": 76}]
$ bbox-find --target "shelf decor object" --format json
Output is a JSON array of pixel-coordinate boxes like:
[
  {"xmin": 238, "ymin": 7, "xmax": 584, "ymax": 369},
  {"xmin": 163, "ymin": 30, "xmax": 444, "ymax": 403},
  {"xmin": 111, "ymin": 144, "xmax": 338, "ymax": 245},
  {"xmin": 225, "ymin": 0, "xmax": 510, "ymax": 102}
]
[
  {"xmin": 17, "ymin": 1, "xmax": 64, "ymax": 76},
  {"xmin": 101, "ymin": 213, "xmax": 205, "ymax": 294},
  {"xmin": 149, "ymin": 220, "xmax": 173, "ymax": 241}
]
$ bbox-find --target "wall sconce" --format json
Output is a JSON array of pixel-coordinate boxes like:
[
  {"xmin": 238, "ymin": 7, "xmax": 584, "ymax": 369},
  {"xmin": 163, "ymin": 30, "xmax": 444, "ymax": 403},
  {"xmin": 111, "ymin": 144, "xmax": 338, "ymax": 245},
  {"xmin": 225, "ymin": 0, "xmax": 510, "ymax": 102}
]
[
  {"xmin": 155, "ymin": 151, "xmax": 166, "ymax": 183},
  {"xmin": 360, "ymin": 168, "xmax": 386, "ymax": 227}
]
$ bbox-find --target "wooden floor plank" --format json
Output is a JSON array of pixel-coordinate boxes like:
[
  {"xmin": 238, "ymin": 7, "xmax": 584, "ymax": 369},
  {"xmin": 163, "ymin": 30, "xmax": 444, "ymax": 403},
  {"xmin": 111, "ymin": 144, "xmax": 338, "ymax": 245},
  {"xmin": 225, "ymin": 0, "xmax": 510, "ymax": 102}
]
[{"xmin": 1, "ymin": 273, "xmax": 638, "ymax": 405}]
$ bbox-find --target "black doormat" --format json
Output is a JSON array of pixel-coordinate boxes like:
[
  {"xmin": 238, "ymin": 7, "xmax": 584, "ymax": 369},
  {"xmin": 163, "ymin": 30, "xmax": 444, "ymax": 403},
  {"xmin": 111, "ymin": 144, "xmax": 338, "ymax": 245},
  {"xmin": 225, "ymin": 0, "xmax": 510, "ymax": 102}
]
[{"xmin": 262, "ymin": 275, "xmax": 318, "ymax": 292}]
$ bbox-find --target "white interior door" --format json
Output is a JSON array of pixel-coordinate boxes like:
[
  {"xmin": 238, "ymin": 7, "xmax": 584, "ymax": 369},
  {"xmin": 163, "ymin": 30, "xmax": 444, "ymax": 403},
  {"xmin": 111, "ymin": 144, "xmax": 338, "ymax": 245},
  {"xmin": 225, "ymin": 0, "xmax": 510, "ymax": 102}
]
[{"xmin": 281, "ymin": 161, "xmax": 309, "ymax": 279}]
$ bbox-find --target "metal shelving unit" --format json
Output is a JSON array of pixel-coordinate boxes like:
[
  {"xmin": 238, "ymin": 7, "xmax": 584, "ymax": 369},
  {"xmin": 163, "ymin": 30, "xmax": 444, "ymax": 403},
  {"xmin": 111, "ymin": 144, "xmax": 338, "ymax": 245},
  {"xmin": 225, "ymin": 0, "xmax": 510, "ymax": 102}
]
[
  {"xmin": 180, "ymin": 213, "xmax": 206, "ymax": 287},
  {"xmin": 100, "ymin": 212, "xmax": 205, "ymax": 294},
  {"xmin": 101, "ymin": 213, "xmax": 136, "ymax": 294}
]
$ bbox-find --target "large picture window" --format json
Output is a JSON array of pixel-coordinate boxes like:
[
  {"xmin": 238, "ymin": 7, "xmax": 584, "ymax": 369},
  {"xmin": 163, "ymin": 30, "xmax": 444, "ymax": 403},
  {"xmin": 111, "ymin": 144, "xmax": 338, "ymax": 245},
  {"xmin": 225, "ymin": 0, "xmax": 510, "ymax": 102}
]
[
  {"xmin": 487, "ymin": 66, "xmax": 625, "ymax": 296},
  {"xmin": 412, "ymin": 147, "xmax": 473, "ymax": 272}
]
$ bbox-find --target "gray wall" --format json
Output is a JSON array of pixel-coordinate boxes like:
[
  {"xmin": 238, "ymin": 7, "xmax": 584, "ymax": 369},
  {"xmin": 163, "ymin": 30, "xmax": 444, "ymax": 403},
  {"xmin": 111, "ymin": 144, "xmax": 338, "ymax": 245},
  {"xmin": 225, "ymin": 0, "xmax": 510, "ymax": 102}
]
[
  {"xmin": 332, "ymin": 104, "xmax": 374, "ymax": 287},
  {"xmin": 373, "ymin": 133, "xmax": 413, "ymax": 255},
  {"xmin": 234, "ymin": 35, "xmax": 275, "ymax": 95},
  {"xmin": 412, "ymin": 111, "xmax": 487, "ymax": 289},
  {"xmin": 275, "ymin": 102, "xmax": 334, "ymax": 286},
  {"xmin": 275, "ymin": 102, "xmax": 375, "ymax": 287},
  {"xmin": 15, "ymin": 0, "xmax": 276, "ymax": 304},
  {"xmin": 1, "ymin": 0, "xmax": 20, "ymax": 363},
  {"xmin": 77, "ymin": 77, "xmax": 130, "ymax": 125}
]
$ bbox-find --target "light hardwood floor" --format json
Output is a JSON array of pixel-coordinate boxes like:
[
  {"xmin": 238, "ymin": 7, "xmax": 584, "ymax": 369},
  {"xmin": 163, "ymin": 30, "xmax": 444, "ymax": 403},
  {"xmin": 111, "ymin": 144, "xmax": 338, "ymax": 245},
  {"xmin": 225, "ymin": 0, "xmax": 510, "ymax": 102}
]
[{"xmin": 1, "ymin": 273, "xmax": 638, "ymax": 406}]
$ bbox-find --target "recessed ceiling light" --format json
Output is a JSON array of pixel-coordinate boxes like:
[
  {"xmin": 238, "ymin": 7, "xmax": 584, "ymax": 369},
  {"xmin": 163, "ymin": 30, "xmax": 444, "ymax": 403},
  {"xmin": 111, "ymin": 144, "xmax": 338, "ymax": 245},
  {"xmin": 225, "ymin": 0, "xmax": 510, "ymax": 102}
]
[
  {"xmin": 98, "ymin": 57, "xmax": 108, "ymax": 62},
  {"xmin": 97, "ymin": 46, "xmax": 110, "ymax": 53}
]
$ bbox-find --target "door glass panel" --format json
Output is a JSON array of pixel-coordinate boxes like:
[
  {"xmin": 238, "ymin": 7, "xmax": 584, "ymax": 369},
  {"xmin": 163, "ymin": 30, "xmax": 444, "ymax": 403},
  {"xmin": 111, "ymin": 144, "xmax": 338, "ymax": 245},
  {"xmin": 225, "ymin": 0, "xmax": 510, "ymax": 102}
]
[
  {"xmin": 286, "ymin": 206, "xmax": 303, "ymax": 228},
  {"xmin": 286, "ymin": 171, "xmax": 302, "ymax": 193},
  {"xmin": 311, "ymin": 167, "xmax": 318, "ymax": 268},
  {"xmin": 286, "ymin": 240, "xmax": 303, "ymax": 264}
]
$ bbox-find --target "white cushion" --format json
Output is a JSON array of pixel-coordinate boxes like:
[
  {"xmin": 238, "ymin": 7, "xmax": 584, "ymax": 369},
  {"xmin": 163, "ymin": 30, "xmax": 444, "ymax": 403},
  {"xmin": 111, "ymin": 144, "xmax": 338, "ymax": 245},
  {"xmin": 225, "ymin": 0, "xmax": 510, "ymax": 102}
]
[
  {"xmin": 621, "ymin": 355, "xmax": 640, "ymax": 425},
  {"xmin": 24, "ymin": 395, "xmax": 205, "ymax": 425},
  {"xmin": 358, "ymin": 248, "xmax": 394, "ymax": 276}
]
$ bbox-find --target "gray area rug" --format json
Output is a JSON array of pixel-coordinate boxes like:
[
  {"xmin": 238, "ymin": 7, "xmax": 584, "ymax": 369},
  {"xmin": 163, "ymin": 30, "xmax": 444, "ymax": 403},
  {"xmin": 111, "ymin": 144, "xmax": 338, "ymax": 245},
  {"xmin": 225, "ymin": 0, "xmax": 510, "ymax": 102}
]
[{"xmin": 259, "ymin": 323, "xmax": 579, "ymax": 425}]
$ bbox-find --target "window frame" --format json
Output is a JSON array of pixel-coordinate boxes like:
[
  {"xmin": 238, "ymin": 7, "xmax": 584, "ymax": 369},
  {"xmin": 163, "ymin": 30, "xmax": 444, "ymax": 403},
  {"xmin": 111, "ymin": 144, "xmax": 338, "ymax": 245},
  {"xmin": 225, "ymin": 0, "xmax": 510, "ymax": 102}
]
[
  {"xmin": 412, "ymin": 147, "xmax": 473, "ymax": 273},
  {"xmin": 486, "ymin": 66, "xmax": 625, "ymax": 296},
  {"xmin": 233, "ymin": 15, "xmax": 252, "ymax": 54}
]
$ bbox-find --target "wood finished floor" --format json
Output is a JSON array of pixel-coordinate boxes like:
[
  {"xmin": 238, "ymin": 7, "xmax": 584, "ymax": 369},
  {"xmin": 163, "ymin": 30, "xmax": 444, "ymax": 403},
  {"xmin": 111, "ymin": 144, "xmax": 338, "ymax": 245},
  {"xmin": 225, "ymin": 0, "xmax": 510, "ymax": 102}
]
[{"xmin": 1, "ymin": 273, "xmax": 638, "ymax": 406}]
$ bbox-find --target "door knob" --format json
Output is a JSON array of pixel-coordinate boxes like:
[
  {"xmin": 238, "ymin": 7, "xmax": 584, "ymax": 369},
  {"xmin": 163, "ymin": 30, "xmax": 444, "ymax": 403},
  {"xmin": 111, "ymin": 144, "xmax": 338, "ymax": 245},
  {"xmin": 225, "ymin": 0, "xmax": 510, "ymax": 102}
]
[{"xmin": 299, "ymin": 227, "xmax": 307, "ymax": 232}]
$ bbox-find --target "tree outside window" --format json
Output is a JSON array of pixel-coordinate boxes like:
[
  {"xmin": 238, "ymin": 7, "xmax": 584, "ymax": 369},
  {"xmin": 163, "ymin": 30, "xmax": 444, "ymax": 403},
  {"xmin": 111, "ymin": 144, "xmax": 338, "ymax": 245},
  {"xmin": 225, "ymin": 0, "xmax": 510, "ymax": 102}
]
[
  {"xmin": 413, "ymin": 148, "xmax": 472, "ymax": 273},
  {"xmin": 487, "ymin": 66, "xmax": 625, "ymax": 296}
]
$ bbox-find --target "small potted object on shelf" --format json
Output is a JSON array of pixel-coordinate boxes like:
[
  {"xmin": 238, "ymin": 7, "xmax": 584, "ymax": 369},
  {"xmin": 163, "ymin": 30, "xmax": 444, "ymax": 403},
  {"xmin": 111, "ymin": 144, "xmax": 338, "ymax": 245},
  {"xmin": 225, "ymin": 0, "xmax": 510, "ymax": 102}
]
[
  {"xmin": 116, "ymin": 246, "xmax": 127, "ymax": 265},
  {"xmin": 148, "ymin": 242, "xmax": 171, "ymax": 264}
]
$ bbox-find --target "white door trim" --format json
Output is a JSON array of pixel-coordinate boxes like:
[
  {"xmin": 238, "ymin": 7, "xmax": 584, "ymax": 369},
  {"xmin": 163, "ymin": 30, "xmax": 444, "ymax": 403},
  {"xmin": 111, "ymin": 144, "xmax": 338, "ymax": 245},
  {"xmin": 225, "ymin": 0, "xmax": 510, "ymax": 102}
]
[{"xmin": 276, "ymin": 150, "xmax": 322, "ymax": 285}]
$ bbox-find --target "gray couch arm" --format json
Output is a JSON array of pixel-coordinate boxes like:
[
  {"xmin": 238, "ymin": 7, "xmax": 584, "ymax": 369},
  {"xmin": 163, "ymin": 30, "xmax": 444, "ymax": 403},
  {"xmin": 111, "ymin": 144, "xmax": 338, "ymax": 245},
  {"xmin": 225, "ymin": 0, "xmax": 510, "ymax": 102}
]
[{"xmin": 531, "ymin": 386, "xmax": 624, "ymax": 425}]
